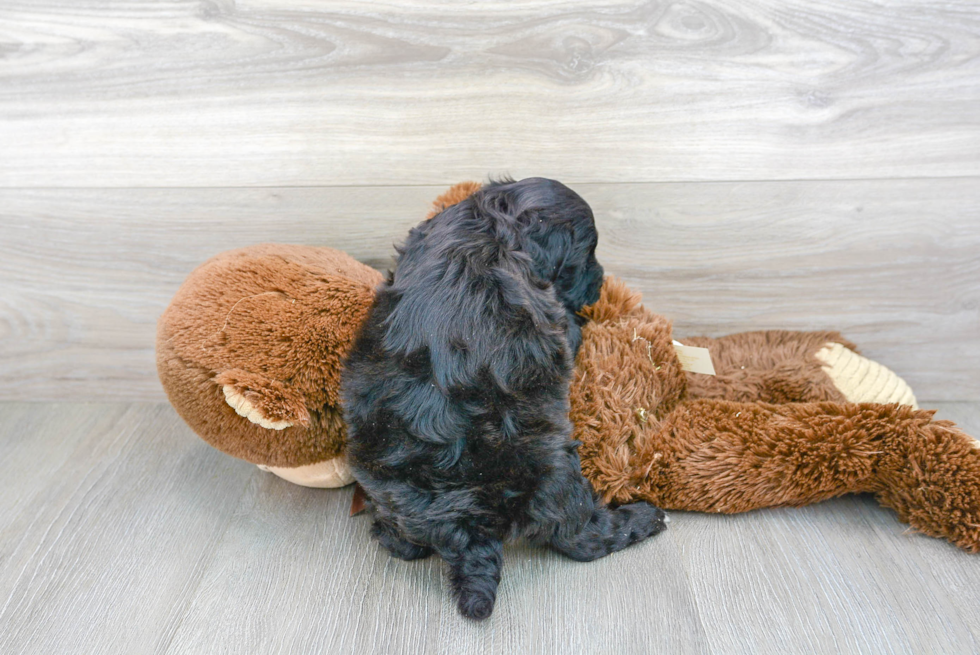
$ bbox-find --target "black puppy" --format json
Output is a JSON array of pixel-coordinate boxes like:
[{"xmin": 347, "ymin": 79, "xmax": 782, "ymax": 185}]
[{"xmin": 341, "ymin": 178, "xmax": 667, "ymax": 620}]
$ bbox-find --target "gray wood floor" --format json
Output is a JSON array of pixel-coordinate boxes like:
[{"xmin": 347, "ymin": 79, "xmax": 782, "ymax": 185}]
[{"xmin": 1, "ymin": 401, "xmax": 979, "ymax": 655}]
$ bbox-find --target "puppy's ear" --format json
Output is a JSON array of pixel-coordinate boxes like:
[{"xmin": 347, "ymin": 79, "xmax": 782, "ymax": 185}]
[{"xmin": 523, "ymin": 224, "xmax": 572, "ymax": 286}]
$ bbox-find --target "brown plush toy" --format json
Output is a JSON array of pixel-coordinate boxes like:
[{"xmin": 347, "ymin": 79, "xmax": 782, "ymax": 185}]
[
  {"xmin": 157, "ymin": 244, "xmax": 381, "ymax": 487},
  {"xmin": 156, "ymin": 182, "xmax": 479, "ymax": 488},
  {"xmin": 157, "ymin": 183, "xmax": 980, "ymax": 552},
  {"xmin": 573, "ymin": 278, "xmax": 980, "ymax": 553}
]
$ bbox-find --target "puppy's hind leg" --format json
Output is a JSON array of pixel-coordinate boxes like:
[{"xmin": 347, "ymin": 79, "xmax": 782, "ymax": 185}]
[
  {"xmin": 371, "ymin": 518, "xmax": 433, "ymax": 561},
  {"xmin": 531, "ymin": 450, "xmax": 667, "ymax": 562},
  {"xmin": 551, "ymin": 495, "xmax": 667, "ymax": 562},
  {"xmin": 439, "ymin": 534, "xmax": 504, "ymax": 621}
]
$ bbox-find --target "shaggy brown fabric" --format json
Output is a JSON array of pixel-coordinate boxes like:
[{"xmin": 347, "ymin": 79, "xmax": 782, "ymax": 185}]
[
  {"xmin": 681, "ymin": 330, "xmax": 856, "ymax": 403},
  {"xmin": 571, "ymin": 278, "xmax": 980, "ymax": 552},
  {"xmin": 157, "ymin": 244, "xmax": 382, "ymax": 467}
]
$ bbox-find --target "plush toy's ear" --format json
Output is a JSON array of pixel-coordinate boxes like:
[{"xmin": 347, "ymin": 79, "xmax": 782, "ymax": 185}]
[
  {"xmin": 425, "ymin": 181, "xmax": 482, "ymax": 219},
  {"xmin": 215, "ymin": 368, "xmax": 311, "ymax": 430}
]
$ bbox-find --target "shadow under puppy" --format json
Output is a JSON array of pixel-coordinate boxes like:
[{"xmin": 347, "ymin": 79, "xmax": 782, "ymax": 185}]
[{"xmin": 342, "ymin": 178, "xmax": 667, "ymax": 620}]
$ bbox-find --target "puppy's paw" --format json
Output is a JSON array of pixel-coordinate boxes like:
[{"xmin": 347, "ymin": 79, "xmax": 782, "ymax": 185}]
[
  {"xmin": 383, "ymin": 540, "xmax": 433, "ymax": 562},
  {"xmin": 617, "ymin": 502, "xmax": 668, "ymax": 544},
  {"xmin": 458, "ymin": 589, "xmax": 496, "ymax": 621},
  {"xmin": 371, "ymin": 520, "xmax": 433, "ymax": 561}
]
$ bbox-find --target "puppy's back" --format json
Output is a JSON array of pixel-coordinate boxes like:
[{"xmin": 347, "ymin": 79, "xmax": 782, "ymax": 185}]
[{"xmin": 343, "ymin": 185, "xmax": 575, "ymax": 484}]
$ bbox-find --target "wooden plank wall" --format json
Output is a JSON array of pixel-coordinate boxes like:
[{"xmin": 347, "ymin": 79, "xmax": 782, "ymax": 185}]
[{"xmin": 1, "ymin": 1, "xmax": 978, "ymax": 402}]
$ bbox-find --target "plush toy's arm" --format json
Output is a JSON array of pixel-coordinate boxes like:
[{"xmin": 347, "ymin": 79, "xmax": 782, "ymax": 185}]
[
  {"xmin": 679, "ymin": 330, "xmax": 917, "ymax": 408},
  {"xmin": 602, "ymin": 398, "xmax": 980, "ymax": 553}
]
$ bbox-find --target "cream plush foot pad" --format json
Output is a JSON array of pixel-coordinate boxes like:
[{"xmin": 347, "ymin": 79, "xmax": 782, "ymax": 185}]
[
  {"xmin": 815, "ymin": 342, "xmax": 918, "ymax": 409},
  {"xmin": 257, "ymin": 457, "xmax": 355, "ymax": 488}
]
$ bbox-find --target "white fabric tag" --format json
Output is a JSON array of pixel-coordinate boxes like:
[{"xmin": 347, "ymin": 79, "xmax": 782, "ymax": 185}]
[{"xmin": 672, "ymin": 340, "xmax": 716, "ymax": 375}]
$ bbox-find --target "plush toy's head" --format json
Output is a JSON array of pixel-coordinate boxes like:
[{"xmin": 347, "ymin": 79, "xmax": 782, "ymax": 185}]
[
  {"xmin": 157, "ymin": 243, "xmax": 383, "ymax": 487},
  {"xmin": 158, "ymin": 184, "xmax": 484, "ymax": 487}
]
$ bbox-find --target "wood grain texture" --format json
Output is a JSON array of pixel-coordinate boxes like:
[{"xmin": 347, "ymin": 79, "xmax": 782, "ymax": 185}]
[
  {"xmin": 1, "ymin": 401, "xmax": 978, "ymax": 654},
  {"xmin": 2, "ymin": 1, "xmax": 979, "ymax": 186},
  {"xmin": 1, "ymin": 179, "xmax": 977, "ymax": 402},
  {"xmin": 0, "ymin": 403, "xmax": 256, "ymax": 655},
  {"xmin": 163, "ymin": 466, "xmax": 709, "ymax": 655},
  {"xmin": 591, "ymin": 179, "xmax": 980, "ymax": 402},
  {"xmin": 672, "ymin": 495, "xmax": 980, "ymax": 655}
]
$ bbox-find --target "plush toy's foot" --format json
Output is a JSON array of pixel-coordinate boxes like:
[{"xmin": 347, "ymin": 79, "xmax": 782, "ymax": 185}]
[
  {"xmin": 619, "ymin": 399, "xmax": 979, "ymax": 552},
  {"xmin": 256, "ymin": 456, "xmax": 355, "ymax": 488},
  {"xmin": 875, "ymin": 417, "xmax": 980, "ymax": 553},
  {"xmin": 815, "ymin": 342, "xmax": 918, "ymax": 408}
]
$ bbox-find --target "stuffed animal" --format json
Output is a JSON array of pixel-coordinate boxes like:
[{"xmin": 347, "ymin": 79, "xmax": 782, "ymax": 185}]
[
  {"xmin": 156, "ymin": 183, "xmax": 980, "ymax": 553},
  {"xmin": 155, "ymin": 181, "xmax": 485, "ymax": 487},
  {"xmin": 157, "ymin": 243, "xmax": 381, "ymax": 487},
  {"xmin": 572, "ymin": 278, "xmax": 979, "ymax": 553}
]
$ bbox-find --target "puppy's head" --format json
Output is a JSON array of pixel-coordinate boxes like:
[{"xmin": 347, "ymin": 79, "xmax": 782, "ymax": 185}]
[{"xmin": 479, "ymin": 177, "xmax": 604, "ymax": 312}]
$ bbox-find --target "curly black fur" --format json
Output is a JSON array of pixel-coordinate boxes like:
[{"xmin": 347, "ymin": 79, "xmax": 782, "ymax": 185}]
[{"xmin": 341, "ymin": 178, "xmax": 667, "ymax": 620}]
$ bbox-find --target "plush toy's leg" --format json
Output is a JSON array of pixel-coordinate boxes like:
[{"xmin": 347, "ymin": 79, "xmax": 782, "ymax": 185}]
[
  {"xmin": 615, "ymin": 399, "xmax": 980, "ymax": 552},
  {"xmin": 873, "ymin": 416, "xmax": 980, "ymax": 552},
  {"xmin": 627, "ymin": 400, "xmax": 885, "ymax": 513},
  {"xmin": 680, "ymin": 330, "xmax": 917, "ymax": 408}
]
